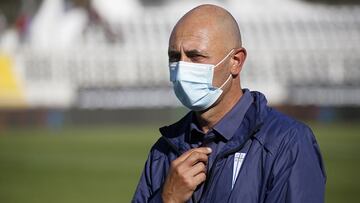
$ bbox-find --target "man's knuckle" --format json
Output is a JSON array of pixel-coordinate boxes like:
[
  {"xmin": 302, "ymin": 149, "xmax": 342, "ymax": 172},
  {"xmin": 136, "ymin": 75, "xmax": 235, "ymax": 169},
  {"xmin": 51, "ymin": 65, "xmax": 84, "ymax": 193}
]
[
  {"xmin": 200, "ymin": 163, "xmax": 206, "ymax": 171},
  {"xmin": 170, "ymin": 161, "xmax": 177, "ymax": 169},
  {"xmin": 192, "ymin": 152, "xmax": 201, "ymax": 158},
  {"xmin": 200, "ymin": 173, "xmax": 206, "ymax": 181},
  {"xmin": 200, "ymin": 154, "xmax": 207, "ymax": 161},
  {"xmin": 188, "ymin": 155, "xmax": 196, "ymax": 163},
  {"xmin": 174, "ymin": 166, "xmax": 182, "ymax": 175}
]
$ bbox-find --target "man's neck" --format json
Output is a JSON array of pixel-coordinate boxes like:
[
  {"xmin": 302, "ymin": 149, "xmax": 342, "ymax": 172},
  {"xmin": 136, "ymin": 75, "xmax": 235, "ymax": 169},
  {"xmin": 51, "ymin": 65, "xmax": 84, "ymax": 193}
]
[{"xmin": 195, "ymin": 87, "xmax": 243, "ymax": 134}]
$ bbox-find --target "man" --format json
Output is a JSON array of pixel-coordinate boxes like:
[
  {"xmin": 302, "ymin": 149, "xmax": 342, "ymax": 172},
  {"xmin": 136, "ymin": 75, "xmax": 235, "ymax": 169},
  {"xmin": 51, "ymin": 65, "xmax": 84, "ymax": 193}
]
[{"xmin": 133, "ymin": 4, "xmax": 326, "ymax": 203}]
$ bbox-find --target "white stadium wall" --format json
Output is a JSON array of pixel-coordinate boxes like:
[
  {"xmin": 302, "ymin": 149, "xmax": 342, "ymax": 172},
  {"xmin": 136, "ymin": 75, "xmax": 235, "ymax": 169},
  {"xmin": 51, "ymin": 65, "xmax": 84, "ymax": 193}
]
[{"xmin": 0, "ymin": 0, "xmax": 359, "ymax": 109}]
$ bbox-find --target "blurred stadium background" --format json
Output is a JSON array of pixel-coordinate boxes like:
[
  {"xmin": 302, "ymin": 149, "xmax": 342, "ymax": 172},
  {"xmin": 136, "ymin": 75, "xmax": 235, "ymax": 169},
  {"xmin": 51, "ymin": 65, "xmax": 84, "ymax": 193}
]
[{"xmin": 0, "ymin": 0, "xmax": 359, "ymax": 202}]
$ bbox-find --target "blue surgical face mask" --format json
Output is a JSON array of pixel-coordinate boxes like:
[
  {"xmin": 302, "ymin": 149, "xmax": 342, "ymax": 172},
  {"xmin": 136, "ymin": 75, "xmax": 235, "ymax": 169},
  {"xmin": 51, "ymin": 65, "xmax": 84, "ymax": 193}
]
[{"xmin": 169, "ymin": 49, "xmax": 234, "ymax": 111}]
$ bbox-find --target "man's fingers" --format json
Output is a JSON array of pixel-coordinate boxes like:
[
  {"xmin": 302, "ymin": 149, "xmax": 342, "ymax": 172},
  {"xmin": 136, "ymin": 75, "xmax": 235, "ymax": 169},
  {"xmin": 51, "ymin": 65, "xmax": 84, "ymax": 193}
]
[
  {"xmin": 192, "ymin": 172, "xmax": 207, "ymax": 187},
  {"xmin": 172, "ymin": 147, "xmax": 212, "ymax": 166},
  {"xmin": 183, "ymin": 151, "xmax": 209, "ymax": 167},
  {"xmin": 186, "ymin": 161, "xmax": 207, "ymax": 177},
  {"xmin": 192, "ymin": 147, "xmax": 212, "ymax": 155}
]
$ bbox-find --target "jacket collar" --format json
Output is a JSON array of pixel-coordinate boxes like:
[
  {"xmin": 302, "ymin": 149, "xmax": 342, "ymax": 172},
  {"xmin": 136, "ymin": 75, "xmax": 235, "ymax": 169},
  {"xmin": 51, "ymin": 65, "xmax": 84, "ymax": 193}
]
[
  {"xmin": 188, "ymin": 89, "xmax": 254, "ymax": 145},
  {"xmin": 159, "ymin": 91, "xmax": 270, "ymax": 156}
]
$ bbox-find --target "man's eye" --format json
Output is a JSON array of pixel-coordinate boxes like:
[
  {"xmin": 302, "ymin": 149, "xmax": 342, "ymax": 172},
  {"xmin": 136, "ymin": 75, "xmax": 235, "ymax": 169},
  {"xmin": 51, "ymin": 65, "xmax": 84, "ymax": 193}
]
[{"xmin": 190, "ymin": 55, "xmax": 205, "ymax": 62}]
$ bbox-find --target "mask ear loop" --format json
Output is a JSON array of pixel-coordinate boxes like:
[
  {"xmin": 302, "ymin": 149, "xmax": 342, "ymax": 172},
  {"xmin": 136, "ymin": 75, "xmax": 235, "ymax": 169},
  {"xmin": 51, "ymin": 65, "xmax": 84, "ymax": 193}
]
[
  {"xmin": 214, "ymin": 49, "xmax": 235, "ymax": 68},
  {"xmin": 216, "ymin": 49, "xmax": 235, "ymax": 89},
  {"xmin": 219, "ymin": 74, "xmax": 232, "ymax": 89}
]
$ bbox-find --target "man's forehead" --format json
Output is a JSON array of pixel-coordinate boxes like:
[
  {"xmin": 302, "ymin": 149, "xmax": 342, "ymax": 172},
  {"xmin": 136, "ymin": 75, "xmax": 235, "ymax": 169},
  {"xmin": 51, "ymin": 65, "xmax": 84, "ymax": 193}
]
[{"xmin": 169, "ymin": 27, "xmax": 213, "ymax": 52}]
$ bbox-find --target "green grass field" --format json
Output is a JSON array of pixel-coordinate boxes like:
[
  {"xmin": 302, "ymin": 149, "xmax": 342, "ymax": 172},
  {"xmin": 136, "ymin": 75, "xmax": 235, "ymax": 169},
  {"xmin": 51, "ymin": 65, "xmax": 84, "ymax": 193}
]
[{"xmin": 0, "ymin": 122, "xmax": 359, "ymax": 203}]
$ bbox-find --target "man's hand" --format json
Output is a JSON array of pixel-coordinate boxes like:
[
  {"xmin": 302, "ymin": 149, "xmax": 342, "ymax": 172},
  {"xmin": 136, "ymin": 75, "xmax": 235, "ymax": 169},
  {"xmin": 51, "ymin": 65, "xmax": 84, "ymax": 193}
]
[{"xmin": 161, "ymin": 147, "xmax": 212, "ymax": 203}]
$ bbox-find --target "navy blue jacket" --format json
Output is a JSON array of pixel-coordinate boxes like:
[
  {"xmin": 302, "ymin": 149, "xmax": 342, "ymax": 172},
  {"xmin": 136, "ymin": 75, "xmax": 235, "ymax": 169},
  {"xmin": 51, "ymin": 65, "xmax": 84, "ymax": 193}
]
[{"xmin": 132, "ymin": 91, "xmax": 326, "ymax": 203}]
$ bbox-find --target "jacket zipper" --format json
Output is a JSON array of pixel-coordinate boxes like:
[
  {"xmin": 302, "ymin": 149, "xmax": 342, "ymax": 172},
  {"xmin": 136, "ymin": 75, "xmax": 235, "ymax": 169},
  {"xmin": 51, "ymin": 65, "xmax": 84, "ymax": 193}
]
[{"xmin": 198, "ymin": 123, "xmax": 262, "ymax": 202}]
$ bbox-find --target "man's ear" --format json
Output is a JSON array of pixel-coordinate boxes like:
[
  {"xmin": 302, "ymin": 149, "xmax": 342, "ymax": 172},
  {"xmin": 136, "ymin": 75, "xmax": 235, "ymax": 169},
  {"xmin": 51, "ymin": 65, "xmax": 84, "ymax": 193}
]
[{"xmin": 231, "ymin": 47, "xmax": 247, "ymax": 76}]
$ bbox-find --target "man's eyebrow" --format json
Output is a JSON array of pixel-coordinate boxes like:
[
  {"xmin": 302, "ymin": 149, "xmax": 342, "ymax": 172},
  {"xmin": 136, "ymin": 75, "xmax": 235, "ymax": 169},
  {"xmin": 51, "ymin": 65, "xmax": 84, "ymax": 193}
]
[
  {"xmin": 185, "ymin": 49, "xmax": 208, "ymax": 56},
  {"xmin": 167, "ymin": 49, "xmax": 209, "ymax": 58}
]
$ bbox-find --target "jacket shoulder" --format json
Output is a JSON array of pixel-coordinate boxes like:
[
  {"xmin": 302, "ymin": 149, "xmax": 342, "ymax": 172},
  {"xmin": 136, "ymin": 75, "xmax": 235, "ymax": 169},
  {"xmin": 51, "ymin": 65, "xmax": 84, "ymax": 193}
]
[
  {"xmin": 259, "ymin": 108, "xmax": 316, "ymax": 154},
  {"xmin": 148, "ymin": 136, "xmax": 173, "ymax": 161}
]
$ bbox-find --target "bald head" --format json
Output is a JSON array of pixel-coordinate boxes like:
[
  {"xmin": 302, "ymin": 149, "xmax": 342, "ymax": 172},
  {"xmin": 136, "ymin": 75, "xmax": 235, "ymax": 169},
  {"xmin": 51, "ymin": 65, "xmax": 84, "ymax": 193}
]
[
  {"xmin": 169, "ymin": 4, "xmax": 242, "ymax": 63},
  {"xmin": 180, "ymin": 4, "xmax": 241, "ymax": 47}
]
